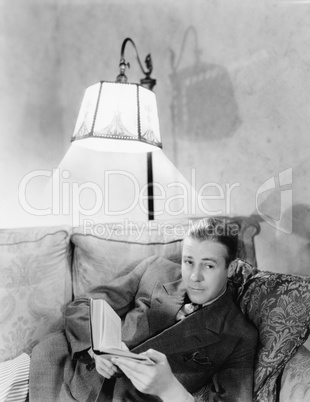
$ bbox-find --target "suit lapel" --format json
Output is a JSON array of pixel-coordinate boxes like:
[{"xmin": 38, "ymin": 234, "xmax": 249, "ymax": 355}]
[
  {"xmin": 133, "ymin": 289, "xmax": 233, "ymax": 356},
  {"xmin": 148, "ymin": 278, "xmax": 185, "ymax": 335}
]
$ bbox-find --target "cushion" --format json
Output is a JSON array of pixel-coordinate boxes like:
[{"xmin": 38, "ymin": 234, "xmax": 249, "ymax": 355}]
[
  {"xmin": 0, "ymin": 226, "xmax": 72, "ymax": 362},
  {"xmin": 229, "ymin": 261, "xmax": 310, "ymax": 402},
  {"xmin": 71, "ymin": 221, "xmax": 186, "ymax": 297},
  {"xmin": 279, "ymin": 345, "xmax": 310, "ymax": 402}
]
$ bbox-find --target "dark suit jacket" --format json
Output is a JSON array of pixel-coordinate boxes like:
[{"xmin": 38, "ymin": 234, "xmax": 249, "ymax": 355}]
[{"xmin": 29, "ymin": 256, "xmax": 257, "ymax": 401}]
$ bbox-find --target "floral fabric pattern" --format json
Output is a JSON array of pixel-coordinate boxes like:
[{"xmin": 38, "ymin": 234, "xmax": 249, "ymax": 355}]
[
  {"xmin": 236, "ymin": 270, "xmax": 310, "ymax": 402},
  {"xmin": 0, "ymin": 229, "xmax": 72, "ymax": 362},
  {"xmin": 280, "ymin": 345, "xmax": 310, "ymax": 401}
]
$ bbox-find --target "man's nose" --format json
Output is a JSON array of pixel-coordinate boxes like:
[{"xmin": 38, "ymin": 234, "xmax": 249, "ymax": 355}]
[{"xmin": 190, "ymin": 265, "xmax": 204, "ymax": 282}]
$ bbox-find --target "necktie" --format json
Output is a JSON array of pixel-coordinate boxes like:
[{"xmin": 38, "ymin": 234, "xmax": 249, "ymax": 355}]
[{"xmin": 176, "ymin": 303, "xmax": 202, "ymax": 321}]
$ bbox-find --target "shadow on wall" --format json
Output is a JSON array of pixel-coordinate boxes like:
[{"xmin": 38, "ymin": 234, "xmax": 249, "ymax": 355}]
[
  {"xmin": 251, "ymin": 204, "xmax": 310, "ymax": 276},
  {"xmin": 253, "ymin": 157, "xmax": 310, "ymax": 275},
  {"xmin": 169, "ymin": 26, "xmax": 241, "ymax": 166}
]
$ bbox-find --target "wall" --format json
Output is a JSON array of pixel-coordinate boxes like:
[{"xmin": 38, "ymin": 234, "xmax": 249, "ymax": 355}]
[{"xmin": 1, "ymin": 0, "xmax": 310, "ymax": 274}]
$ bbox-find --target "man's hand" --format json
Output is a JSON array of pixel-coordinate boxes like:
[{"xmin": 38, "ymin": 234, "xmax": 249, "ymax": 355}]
[
  {"xmin": 112, "ymin": 349, "xmax": 194, "ymax": 402},
  {"xmin": 94, "ymin": 342, "xmax": 128, "ymax": 379},
  {"xmin": 94, "ymin": 354, "xmax": 119, "ymax": 379}
]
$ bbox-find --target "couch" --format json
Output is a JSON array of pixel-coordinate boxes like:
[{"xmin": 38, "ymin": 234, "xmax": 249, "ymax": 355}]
[{"xmin": 1, "ymin": 216, "xmax": 310, "ymax": 401}]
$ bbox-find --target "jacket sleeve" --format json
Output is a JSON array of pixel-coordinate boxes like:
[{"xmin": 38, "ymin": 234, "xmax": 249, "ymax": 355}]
[
  {"xmin": 208, "ymin": 330, "xmax": 257, "ymax": 402},
  {"xmin": 208, "ymin": 367, "xmax": 254, "ymax": 402},
  {"xmin": 64, "ymin": 257, "xmax": 154, "ymax": 359}
]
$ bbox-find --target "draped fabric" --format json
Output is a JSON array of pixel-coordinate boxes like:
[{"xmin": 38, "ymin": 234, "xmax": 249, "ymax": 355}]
[{"xmin": 0, "ymin": 353, "xmax": 30, "ymax": 402}]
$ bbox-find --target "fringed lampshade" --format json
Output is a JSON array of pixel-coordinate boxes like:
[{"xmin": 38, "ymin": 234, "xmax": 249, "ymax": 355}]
[{"xmin": 71, "ymin": 81, "xmax": 162, "ymax": 153}]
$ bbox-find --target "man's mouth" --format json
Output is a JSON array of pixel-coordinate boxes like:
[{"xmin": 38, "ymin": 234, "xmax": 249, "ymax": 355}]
[{"xmin": 189, "ymin": 287, "xmax": 205, "ymax": 292}]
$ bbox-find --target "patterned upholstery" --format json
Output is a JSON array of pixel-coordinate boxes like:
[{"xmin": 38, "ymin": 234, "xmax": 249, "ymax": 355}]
[
  {"xmin": 0, "ymin": 227, "xmax": 72, "ymax": 362},
  {"xmin": 229, "ymin": 260, "xmax": 310, "ymax": 402},
  {"xmin": 280, "ymin": 345, "xmax": 310, "ymax": 402}
]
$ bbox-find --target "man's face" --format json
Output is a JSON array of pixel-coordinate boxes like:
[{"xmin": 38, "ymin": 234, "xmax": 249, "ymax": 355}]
[{"xmin": 181, "ymin": 237, "xmax": 229, "ymax": 305}]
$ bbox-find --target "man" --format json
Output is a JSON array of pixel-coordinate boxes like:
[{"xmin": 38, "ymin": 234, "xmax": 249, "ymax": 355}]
[{"xmin": 29, "ymin": 217, "xmax": 257, "ymax": 401}]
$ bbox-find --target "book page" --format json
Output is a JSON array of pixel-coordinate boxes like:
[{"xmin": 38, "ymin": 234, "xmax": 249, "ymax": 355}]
[
  {"xmin": 101, "ymin": 300, "xmax": 121, "ymax": 349},
  {"xmin": 90, "ymin": 298, "xmax": 155, "ymax": 365},
  {"xmin": 90, "ymin": 298, "xmax": 121, "ymax": 350}
]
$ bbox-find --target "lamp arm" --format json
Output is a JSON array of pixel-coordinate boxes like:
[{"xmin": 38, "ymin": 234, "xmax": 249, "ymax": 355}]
[
  {"xmin": 121, "ymin": 38, "xmax": 153, "ymax": 77},
  {"xmin": 117, "ymin": 37, "xmax": 156, "ymax": 90}
]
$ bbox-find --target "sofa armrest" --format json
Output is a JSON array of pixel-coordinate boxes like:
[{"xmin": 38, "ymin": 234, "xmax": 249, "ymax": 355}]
[{"xmin": 280, "ymin": 345, "xmax": 310, "ymax": 402}]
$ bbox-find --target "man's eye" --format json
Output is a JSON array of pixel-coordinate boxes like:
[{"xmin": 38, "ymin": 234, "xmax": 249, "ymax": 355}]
[
  {"xmin": 184, "ymin": 260, "xmax": 193, "ymax": 265},
  {"xmin": 204, "ymin": 264, "xmax": 214, "ymax": 269}
]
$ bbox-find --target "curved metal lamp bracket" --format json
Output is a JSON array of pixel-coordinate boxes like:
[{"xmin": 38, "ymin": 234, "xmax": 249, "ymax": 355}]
[{"xmin": 116, "ymin": 37, "xmax": 156, "ymax": 90}]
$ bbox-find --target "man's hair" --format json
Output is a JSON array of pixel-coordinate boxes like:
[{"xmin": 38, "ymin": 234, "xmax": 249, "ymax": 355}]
[{"xmin": 186, "ymin": 217, "xmax": 239, "ymax": 266}]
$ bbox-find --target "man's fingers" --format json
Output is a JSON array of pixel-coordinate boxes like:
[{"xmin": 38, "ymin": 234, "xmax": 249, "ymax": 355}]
[
  {"xmin": 97, "ymin": 365, "xmax": 117, "ymax": 378},
  {"xmin": 112, "ymin": 357, "xmax": 141, "ymax": 371},
  {"xmin": 95, "ymin": 356, "xmax": 118, "ymax": 379},
  {"xmin": 141, "ymin": 349, "xmax": 166, "ymax": 363},
  {"xmin": 112, "ymin": 358, "xmax": 147, "ymax": 387},
  {"xmin": 112, "ymin": 357, "xmax": 151, "ymax": 378},
  {"xmin": 96, "ymin": 365, "xmax": 113, "ymax": 378},
  {"xmin": 97, "ymin": 358, "xmax": 114, "ymax": 368}
]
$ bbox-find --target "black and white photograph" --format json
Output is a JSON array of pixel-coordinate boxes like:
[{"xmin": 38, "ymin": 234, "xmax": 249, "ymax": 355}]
[{"xmin": 1, "ymin": 1, "xmax": 310, "ymax": 401}]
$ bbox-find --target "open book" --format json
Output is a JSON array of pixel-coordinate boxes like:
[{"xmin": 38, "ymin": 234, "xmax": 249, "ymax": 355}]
[{"xmin": 89, "ymin": 298, "xmax": 154, "ymax": 365}]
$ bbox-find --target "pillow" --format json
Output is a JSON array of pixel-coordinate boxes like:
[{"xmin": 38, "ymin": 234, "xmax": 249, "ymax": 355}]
[
  {"xmin": 279, "ymin": 345, "xmax": 310, "ymax": 402},
  {"xmin": 71, "ymin": 221, "xmax": 186, "ymax": 297},
  {"xmin": 231, "ymin": 266, "xmax": 310, "ymax": 402},
  {"xmin": 71, "ymin": 217, "xmax": 259, "ymax": 297},
  {"xmin": 0, "ymin": 226, "xmax": 72, "ymax": 362}
]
